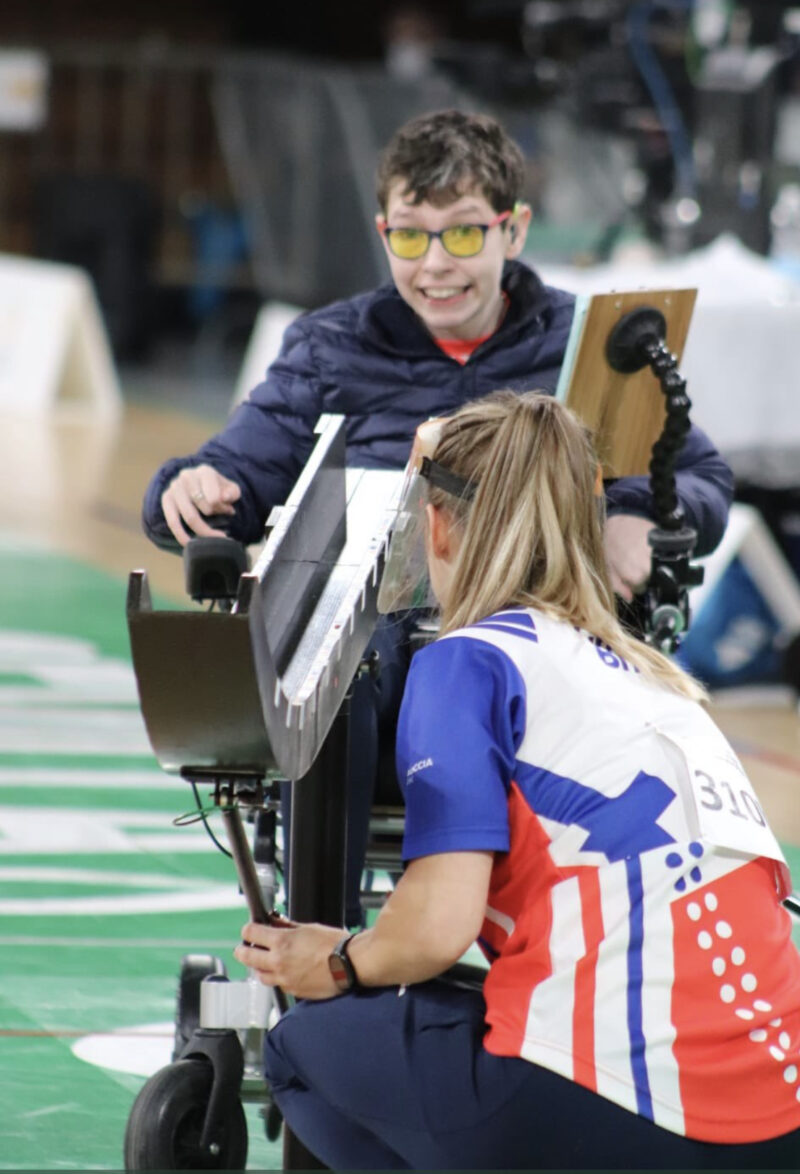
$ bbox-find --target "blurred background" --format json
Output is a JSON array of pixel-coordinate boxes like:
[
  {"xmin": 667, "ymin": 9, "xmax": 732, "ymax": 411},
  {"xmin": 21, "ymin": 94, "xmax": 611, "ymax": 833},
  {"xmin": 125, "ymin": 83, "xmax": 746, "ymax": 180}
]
[
  {"xmin": 2, "ymin": 0, "xmax": 799, "ymax": 378},
  {"xmin": 2, "ymin": 6, "xmax": 800, "ymax": 1169}
]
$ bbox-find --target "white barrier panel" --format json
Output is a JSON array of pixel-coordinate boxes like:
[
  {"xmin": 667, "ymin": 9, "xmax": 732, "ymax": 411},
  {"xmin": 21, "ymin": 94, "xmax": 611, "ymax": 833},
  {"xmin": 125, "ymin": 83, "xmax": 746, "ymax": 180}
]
[
  {"xmin": 681, "ymin": 503, "xmax": 800, "ymax": 690},
  {"xmin": 690, "ymin": 502, "xmax": 800, "ymax": 634},
  {"xmin": 0, "ymin": 253, "xmax": 122, "ymax": 417},
  {"xmin": 0, "ymin": 50, "xmax": 48, "ymax": 131},
  {"xmin": 231, "ymin": 301, "xmax": 303, "ymax": 410}
]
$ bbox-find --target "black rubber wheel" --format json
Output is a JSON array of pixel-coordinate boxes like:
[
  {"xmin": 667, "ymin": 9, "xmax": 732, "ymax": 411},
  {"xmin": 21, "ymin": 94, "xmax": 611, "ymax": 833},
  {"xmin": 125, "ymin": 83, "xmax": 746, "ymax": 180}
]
[
  {"xmin": 123, "ymin": 1059, "xmax": 247, "ymax": 1170},
  {"xmin": 781, "ymin": 631, "xmax": 800, "ymax": 693},
  {"xmin": 174, "ymin": 954, "xmax": 227, "ymax": 1060},
  {"xmin": 262, "ymin": 1098, "xmax": 283, "ymax": 1143}
]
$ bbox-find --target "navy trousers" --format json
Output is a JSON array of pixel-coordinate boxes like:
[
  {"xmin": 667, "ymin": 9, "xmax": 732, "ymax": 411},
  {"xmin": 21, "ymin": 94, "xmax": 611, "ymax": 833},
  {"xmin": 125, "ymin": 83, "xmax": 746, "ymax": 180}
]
[{"xmin": 264, "ymin": 981, "xmax": 800, "ymax": 1170}]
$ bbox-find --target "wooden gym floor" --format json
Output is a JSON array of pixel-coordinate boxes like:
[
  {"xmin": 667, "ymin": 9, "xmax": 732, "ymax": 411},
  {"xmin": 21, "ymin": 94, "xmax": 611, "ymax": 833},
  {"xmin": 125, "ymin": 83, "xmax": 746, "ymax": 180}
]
[
  {"xmin": 5, "ymin": 397, "xmax": 800, "ymax": 842},
  {"xmin": 10, "ymin": 398, "xmax": 798, "ymax": 838}
]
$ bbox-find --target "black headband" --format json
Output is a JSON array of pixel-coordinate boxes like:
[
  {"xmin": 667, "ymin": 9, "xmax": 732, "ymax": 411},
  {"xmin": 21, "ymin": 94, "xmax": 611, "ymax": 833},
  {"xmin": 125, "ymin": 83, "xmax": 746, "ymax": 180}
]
[{"xmin": 419, "ymin": 456, "xmax": 477, "ymax": 502}]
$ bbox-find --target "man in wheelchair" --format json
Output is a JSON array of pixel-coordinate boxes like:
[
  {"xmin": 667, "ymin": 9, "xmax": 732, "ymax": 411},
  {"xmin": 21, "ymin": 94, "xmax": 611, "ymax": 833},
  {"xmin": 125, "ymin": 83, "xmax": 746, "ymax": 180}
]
[{"xmin": 142, "ymin": 109, "xmax": 733, "ymax": 930}]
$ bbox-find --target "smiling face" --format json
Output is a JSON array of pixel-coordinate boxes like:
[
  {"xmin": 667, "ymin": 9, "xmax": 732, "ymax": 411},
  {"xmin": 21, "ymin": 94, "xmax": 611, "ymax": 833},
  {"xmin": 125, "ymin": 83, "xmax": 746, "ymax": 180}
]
[{"xmin": 377, "ymin": 183, "xmax": 530, "ymax": 342}]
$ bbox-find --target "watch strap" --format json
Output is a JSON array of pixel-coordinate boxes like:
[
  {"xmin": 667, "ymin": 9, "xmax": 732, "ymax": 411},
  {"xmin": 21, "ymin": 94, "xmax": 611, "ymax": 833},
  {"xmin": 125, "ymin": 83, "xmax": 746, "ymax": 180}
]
[{"xmin": 328, "ymin": 931, "xmax": 361, "ymax": 992}]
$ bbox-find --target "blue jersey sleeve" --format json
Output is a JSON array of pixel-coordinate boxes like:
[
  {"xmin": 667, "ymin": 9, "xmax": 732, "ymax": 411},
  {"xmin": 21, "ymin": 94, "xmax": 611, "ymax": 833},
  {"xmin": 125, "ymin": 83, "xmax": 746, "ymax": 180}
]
[{"xmin": 396, "ymin": 634, "xmax": 527, "ymax": 861}]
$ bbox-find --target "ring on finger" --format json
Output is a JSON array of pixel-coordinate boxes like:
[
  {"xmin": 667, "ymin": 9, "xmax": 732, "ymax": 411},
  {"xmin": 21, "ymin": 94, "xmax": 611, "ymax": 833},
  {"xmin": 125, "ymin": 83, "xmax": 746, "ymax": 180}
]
[{"xmin": 191, "ymin": 489, "xmax": 206, "ymax": 504}]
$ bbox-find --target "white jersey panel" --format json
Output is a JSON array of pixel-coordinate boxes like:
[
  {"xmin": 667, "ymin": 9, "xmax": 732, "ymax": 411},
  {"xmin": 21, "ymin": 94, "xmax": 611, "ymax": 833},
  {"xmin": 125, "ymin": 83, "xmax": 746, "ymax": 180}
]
[
  {"xmin": 592, "ymin": 861, "xmax": 639, "ymax": 1115},
  {"xmin": 638, "ymin": 849, "xmax": 683, "ymax": 1131},
  {"xmin": 520, "ymin": 874, "xmax": 583, "ymax": 1076}
]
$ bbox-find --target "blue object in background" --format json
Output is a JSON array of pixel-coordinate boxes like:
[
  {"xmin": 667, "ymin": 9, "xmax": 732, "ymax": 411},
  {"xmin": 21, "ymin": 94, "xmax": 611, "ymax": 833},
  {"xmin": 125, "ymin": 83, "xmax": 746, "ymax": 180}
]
[
  {"xmin": 182, "ymin": 198, "xmax": 250, "ymax": 321},
  {"xmin": 678, "ymin": 557, "xmax": 783, "ymax": 689}
]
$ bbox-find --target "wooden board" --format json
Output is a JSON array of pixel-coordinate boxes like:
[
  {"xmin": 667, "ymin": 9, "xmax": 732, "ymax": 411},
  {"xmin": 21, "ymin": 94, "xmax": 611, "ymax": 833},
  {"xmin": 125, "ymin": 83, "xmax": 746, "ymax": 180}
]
[{"xmin": 558, "ymin": 287, "xmax": 697, "ymax": 478}]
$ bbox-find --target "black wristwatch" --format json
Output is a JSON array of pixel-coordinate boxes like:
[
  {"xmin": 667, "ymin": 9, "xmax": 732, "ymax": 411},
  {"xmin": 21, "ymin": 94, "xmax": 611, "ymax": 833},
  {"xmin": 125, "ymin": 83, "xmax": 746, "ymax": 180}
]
[{"xmin": 328, "ymin": 931, "xmax": 361, "ymax": 993}]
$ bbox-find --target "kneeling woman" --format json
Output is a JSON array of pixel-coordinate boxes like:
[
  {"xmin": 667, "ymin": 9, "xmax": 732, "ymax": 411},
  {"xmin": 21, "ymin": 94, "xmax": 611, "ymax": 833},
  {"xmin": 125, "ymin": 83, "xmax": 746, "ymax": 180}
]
[{"xmin": 235, "ymin": 391, "xmax": 800, "ymax": 1170}]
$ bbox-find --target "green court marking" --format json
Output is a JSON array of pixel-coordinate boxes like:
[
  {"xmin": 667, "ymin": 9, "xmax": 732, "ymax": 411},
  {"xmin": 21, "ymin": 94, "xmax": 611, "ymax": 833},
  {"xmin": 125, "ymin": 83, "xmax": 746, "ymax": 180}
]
[
  {"xmin": 0, "ymin": 789, "xmax": 200, "ymax": 812},
  {"xmin": 2, "ymin": 537, "xmax": 800, "ymax": 1172},
  {"xmin": 0, "ymin": 673, "xmax": 39, "ymax": 687},
  {"xmin": 0, "ymin": 539, "xmax": 281, "ymax": 1170}
]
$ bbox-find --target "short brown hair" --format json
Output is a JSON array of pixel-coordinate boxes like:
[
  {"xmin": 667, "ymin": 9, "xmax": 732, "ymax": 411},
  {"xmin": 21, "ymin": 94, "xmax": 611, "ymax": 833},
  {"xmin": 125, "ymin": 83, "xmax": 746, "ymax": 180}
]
[{"xmin": 376, "ymin": 109, "xmax": 525, "ymax": 212}]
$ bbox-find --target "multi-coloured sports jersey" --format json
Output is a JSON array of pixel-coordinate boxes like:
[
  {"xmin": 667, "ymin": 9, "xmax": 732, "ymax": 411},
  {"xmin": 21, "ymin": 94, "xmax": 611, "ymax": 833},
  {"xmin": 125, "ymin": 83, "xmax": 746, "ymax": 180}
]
[{"xmin": 396, "ymin": 607, "xmax": 800, "ymax": 1143}]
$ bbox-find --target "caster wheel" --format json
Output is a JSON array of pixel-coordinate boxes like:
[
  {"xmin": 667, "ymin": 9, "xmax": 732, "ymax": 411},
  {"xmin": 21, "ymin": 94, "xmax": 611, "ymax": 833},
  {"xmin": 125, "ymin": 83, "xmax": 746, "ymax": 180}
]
[
  {"xmin": 123, "ymin": 1059, "xmax": 247, "ymax": 1170},
  {"xmin": 782, "ymin": 631, "xmax": 800, "ymax": 693},
  {"xmin": 174, "ymin": 954, "xmax": 227, "ymax": 1060},
  {"xmin": 261, "ymin": 1098, "xmax": 283, "ymax": 1142}
]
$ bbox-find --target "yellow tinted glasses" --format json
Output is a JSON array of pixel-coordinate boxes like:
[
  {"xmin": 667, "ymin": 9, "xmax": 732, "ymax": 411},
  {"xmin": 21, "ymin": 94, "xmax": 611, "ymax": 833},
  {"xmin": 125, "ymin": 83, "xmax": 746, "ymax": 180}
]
[{"xmin": 380, "ymin": 210, "xmax": 511, "ymax": 260}]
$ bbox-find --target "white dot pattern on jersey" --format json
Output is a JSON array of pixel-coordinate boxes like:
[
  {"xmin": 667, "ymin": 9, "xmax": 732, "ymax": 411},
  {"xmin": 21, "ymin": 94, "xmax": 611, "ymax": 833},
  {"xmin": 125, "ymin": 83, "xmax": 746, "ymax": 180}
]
[{"xmin": 678, "ymin": 864, "xmax": 800, "ymax": 1095}]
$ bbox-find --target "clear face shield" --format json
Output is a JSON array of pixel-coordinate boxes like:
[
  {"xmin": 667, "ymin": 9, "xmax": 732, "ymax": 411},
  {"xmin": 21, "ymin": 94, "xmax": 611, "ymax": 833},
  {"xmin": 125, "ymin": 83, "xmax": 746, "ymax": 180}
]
[
  {"xmin": 377, "ymin": 418, "xmax": 477, "ymax": 614},
  {"xmin": 377, "ymin": 411, "xmax": 607, "ymax": 615},
  {"xmin": 377, "ymin": 419, "xmax": 443, "ymax": 614}
]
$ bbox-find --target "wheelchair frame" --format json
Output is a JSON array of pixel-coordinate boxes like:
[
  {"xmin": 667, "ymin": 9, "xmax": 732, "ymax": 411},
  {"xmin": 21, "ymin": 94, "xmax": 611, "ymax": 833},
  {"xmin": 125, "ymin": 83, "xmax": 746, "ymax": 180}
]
[{"xmin": 125, "ymin": 415, "xmax": 414, "ymax": 1170}]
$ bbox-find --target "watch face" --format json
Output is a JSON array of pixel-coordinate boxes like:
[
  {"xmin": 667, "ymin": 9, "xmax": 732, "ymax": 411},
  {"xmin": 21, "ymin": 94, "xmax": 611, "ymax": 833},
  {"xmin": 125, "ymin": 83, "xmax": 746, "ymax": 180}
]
[
  {"xmin": 329, "ymin": 954, "xmax": 350, "ymax": 989},
  {"xmin": 328, "ymin": 936, "xmax": 357, "ymax": 992}
]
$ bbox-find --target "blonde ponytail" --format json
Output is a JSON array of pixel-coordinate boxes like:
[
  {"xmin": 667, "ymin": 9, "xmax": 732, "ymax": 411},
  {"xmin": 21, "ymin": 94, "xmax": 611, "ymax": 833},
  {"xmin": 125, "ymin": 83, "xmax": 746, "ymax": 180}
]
[{"xmin": 429, "ymin": 391, "xmax": 707, "ymax": 703}]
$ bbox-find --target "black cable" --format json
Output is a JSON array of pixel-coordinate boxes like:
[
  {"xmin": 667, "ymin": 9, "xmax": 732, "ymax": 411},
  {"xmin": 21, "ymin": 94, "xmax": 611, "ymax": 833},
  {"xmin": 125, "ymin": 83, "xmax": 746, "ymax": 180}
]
[
  {"xmin": 639, "ymin": 336, "xmax": 703, "ymax": 652},
  {"xmin": 641, "ymin": 335, "xmax": 693, "ymax": 532},
  {"xmin": 188, "ymin": 777, "xmax": 233, "ymax": 859}
]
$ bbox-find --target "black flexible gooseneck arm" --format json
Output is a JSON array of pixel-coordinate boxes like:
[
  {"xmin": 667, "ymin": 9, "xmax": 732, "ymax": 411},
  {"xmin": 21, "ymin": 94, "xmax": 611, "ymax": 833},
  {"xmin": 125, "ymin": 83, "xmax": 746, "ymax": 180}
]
[{"xmin": 605, "ymin": 306, "xmax": 704, "ymax": 655}]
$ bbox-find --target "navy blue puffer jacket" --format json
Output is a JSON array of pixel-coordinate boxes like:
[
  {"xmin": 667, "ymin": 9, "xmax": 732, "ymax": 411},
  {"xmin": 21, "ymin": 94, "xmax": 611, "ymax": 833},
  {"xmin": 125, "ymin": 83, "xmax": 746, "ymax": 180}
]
[{"xmin": 142, "ymin": 261, "xmax": 733, "ymax": 552}]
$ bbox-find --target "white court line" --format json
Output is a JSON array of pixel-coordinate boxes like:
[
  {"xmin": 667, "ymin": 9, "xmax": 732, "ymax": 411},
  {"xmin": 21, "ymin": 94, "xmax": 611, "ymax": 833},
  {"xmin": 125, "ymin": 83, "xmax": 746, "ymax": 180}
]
[
  {"xmin": 0, "ymin": 707, "xmax": 151, "ymax": 755},
  {"xmin": 0, "ymin": 766, "xmax": 185, "ymax": 789},
  {"xmin": 0, "ymin": 856, "xmax": 246, "ymax": 914},
  {"xmin": 72, "ymin": 1022, "xmax": 176, "ymax": 1078},
  {"xmin": 0, "ymin": 891, "xmax": 246, "ymax": 915},
  {"xmin": 0, "ymin": 936, "xmax": 236, "ymax": 949},
  {"xmin": 21, "ymin": 1104, "xmax": 82, "ymax": 1120},
  {"xmin": 0, "ymin": 866, "xmax": 231, "ymax": 888}
]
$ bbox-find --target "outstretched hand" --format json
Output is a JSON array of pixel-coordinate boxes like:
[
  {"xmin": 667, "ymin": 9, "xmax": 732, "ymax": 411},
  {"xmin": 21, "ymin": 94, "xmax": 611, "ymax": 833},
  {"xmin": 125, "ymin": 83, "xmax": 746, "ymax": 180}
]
[
  {"xmin": 160, "ymin": 464, "xmax": 242, "ymax": 547},
  {"xmin": 604, "ymin": 514, "xmax": 655, "ymax": 603}
]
